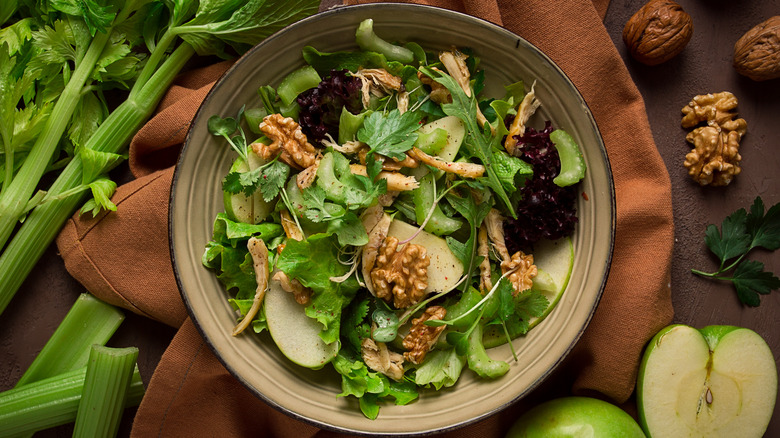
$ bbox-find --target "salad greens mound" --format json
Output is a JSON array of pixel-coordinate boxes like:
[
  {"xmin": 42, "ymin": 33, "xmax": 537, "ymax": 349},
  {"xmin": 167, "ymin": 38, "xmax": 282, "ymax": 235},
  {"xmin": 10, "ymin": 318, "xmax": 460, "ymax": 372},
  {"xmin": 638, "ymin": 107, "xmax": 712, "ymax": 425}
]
[{"xmin": 203, "ymin": 18, "xmax": 586, "ymax": 419}]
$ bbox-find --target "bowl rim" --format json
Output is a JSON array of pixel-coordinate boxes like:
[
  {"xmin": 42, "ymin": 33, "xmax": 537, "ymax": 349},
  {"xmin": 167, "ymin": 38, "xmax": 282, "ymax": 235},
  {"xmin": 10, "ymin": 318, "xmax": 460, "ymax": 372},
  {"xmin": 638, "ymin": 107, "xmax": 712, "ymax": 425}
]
[{"xmin": 170, "ymin": 3, "xmax": 615, "ymax": 436}]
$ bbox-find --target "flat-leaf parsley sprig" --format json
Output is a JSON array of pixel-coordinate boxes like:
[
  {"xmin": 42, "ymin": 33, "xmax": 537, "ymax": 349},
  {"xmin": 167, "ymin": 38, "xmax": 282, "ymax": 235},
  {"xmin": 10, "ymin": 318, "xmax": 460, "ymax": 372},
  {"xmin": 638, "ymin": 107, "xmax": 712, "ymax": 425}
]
[{"xmin": 692, "ymin": 196, "xmax": 780, "ymax": 306}]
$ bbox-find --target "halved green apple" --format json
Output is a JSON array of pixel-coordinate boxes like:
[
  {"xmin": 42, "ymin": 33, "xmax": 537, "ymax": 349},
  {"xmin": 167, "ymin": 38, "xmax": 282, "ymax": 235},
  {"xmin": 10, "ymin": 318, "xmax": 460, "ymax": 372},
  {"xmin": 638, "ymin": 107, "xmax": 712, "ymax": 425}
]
[
  {"xmin": 223, "ymin": 151, "xmax": 275, "ymax": 224},
  {"xmin": 637, "ymin": 324, "xmax": 777, "ymax": 438},
  {"xmin": 264, "ymin": 275, "xmax": 338, "ymax": 369}
]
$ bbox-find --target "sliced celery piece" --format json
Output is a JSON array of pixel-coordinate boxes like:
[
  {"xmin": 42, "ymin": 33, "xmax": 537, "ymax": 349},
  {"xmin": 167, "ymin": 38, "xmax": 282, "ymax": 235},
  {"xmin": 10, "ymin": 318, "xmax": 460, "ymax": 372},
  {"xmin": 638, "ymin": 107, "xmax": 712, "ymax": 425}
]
[
  {"xmin": 355, "ymin": 19, "xmax": 414, "ymax": 64},
  {"xmin": 0, "ymin": 366, "xmax": 144, "ymax": 436},
  {"xmin": 16, "ymin": 293, "xmax": 124, "ymax": 387},
  {"xmin": 550, "ymin": 129, "xmax": 586, "ymax": 187},
  {"xmin": 73, "ymin": 345, "xmax": 139, "ymax": 438},
  {"xmin": 277, "ymin": 65, "xmax": 321, "ymax": 106}
]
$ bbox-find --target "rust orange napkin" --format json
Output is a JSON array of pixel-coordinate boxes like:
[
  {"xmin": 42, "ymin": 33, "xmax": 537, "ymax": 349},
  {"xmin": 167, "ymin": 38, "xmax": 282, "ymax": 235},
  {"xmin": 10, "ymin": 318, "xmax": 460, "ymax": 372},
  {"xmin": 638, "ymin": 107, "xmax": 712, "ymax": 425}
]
[{"xmin": 55, "ymin": 0, "xmax": 674, "ymax": 436}]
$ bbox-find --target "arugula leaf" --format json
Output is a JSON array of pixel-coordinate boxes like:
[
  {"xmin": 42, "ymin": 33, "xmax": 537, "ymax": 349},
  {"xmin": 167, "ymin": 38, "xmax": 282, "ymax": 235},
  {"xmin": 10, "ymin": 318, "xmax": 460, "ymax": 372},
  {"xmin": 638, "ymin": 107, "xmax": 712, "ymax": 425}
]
[
  {"xmin": 420, "ymin": 66, "xmax": 516, "ymax": 217},
  {"xmin": 693, "ymin": 196, "xmax": 780, "ymax": 306},
  {"xmin": 357, "ymin": 109, "xmax": 421, "ymax": 160}
]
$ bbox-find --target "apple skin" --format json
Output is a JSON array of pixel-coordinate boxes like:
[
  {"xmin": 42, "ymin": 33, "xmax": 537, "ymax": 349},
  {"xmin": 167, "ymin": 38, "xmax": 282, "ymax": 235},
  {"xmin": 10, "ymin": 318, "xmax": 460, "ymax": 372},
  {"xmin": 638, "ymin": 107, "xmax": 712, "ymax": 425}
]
[
  {"xmin": 637, "ymin": 324, "xmax": 778, "ymax": 438},
  {"xmin": 505, "ymin": 396, "xmax": 646, "ymax": 438}
]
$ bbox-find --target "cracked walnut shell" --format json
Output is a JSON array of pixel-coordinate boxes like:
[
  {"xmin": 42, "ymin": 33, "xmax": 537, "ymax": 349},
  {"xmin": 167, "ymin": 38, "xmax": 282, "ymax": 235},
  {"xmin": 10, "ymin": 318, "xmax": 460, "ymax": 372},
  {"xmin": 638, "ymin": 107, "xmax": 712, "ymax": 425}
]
[
  {"xmin": 681, "ymin": 92, "xmax": 747, "ymax": 186},
  {"xmin": 733, "ymin": 16, "xmax": 780, "ymax": 81},
  {"xmin": 370, "ymin": 236, "xmax": 430, "ymax": 309},
  {"xmin": 623, "ymin": 0, "xmax": 693, "ymax": 66}
]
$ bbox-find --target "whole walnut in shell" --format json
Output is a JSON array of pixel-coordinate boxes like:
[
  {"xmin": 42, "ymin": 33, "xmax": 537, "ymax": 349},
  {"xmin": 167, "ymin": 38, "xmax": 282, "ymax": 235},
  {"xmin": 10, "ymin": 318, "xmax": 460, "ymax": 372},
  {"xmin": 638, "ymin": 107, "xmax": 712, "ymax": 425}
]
[
  {"xmin": 623, "ymin": 0, "xmax": 693, "ymax": 65},
  {"xmin": 733, "ymin": 16, "xmax": 780, "ymax": 81}
]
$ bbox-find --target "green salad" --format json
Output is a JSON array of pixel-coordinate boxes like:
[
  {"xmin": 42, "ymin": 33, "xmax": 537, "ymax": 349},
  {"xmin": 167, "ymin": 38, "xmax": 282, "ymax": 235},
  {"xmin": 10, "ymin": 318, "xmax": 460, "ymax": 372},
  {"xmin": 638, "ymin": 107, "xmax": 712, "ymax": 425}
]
[{"xmin": 202, "ymin": 19, "xmax": 585, "ymax": 419}]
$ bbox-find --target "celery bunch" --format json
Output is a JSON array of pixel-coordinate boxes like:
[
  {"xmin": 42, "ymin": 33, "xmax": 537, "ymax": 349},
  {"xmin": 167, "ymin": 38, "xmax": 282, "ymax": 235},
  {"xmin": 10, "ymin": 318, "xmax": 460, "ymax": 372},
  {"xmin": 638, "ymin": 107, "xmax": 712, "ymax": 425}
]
[{"xmin": 0, "ymin": 0, "xmax": 321, "ymax": 316}]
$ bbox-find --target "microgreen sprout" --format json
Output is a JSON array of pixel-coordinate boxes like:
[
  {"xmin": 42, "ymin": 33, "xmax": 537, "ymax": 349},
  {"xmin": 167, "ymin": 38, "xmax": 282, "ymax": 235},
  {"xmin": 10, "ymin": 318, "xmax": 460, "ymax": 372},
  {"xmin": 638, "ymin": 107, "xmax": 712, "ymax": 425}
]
[
  {"xmin": 207, "ymin": 107, "xmax": 248, "ymax": 161},
  {"xmin": 425, "ymin": 265, "xmax": 520, "ymax": 328}
]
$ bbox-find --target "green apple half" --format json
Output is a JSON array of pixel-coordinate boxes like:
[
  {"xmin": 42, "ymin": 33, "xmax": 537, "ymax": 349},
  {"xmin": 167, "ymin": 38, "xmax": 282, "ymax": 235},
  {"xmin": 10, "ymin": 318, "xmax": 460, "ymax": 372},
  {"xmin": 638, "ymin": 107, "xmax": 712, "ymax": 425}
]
[
  {"xmin": 506, "ymin": 396, "xmax": 645, "ymax": 438},
  {"xmin": 637, "ymin": 324, "xmax": 777, "ymax": 437}
]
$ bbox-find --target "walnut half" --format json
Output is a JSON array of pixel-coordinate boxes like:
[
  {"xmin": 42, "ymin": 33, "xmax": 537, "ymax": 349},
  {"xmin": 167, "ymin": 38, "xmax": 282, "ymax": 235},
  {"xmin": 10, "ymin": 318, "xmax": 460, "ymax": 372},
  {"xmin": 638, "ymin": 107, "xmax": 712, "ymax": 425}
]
[
  {"xmin": 370, "ymin": 236, "xmax": 430, "ymax": 309},
  {"xmin": 681, "ymin": 92, "xmax": 747, "ymax": 186},
  {"xmin": 402, "ymin": 306, "xmax": 447, "ymax": 365}
]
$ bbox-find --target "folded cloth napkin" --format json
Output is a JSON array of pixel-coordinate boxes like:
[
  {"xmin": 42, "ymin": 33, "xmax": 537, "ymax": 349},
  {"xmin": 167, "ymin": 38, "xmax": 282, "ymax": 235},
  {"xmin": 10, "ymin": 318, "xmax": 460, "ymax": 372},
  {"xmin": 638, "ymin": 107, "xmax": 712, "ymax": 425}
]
[{"xmin": 55, "ymin": 0, "xmax": 674, "ymax": 436}]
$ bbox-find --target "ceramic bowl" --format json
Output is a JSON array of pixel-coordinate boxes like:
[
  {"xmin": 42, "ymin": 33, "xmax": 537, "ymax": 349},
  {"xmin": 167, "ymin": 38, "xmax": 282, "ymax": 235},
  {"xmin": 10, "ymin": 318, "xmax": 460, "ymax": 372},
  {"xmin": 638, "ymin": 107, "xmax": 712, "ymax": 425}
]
[{"xmin": 170, "ymin": 4, "xmax": 614, "ymax": 435}]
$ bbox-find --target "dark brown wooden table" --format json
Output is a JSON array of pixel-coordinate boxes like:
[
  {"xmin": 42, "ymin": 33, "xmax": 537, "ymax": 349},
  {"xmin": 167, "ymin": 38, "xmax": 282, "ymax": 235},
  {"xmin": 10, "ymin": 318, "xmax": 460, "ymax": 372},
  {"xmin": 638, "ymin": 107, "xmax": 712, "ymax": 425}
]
[{"xmin": 2, "ymin": 0, "xmax": 778, "ymax": 436}]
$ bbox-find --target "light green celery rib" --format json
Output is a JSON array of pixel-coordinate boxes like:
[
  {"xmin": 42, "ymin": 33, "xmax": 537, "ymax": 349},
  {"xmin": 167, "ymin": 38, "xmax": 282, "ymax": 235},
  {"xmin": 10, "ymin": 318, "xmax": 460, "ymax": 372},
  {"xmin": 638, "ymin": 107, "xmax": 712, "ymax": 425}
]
[
  {"xmin": 72, "ymin": 345, "xmax": 139, "ymax": 438},
  {"xmin": 0, "ymin": 43, "xmax": 196, "ymax": 316},
  {"xmin": 16, "ymin": 294, "xmax": 124, "ymax": 387},
  {"xmin": 0, "ymin": 365, "xmax": 144, "ymax": 436},
  {"xmin": 0, "ymin": 29, "xmax": 113, "ymax": 249}
]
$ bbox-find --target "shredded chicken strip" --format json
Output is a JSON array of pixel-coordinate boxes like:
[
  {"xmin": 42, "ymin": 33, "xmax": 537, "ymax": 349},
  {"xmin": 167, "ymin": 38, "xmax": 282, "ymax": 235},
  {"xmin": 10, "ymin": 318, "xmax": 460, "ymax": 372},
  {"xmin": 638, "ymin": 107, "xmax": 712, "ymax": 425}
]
[
  {"xmin": 408, "ymin": 147, "xmax": 485, "ymax": 178},
  {"xmin": 504, "ymin": 81, "xmax": 541, "ymax": 156},
  {"xmin": 477, "ymin": 224, "xmax": 492, "ymax": 292},
  {"xmin": 276, "ymin": 210, "xmax": 310, "ymax": 304},
  {"xmin": 232, "ymin": 237, "xmax": 269, "ymax": 336},
  {"xmin": 349, "ymin": 164, "xmax": 419, "ymax": 191},
  {"xmin": 484, "ymin": 208, "xmax": 511, "ymax": 261},
  {"xmin": 439, "ymin": 50, "xmax": 492, "ymax": 132},
  {"xmin": 361, "ymin": 213, "xmax": 393, "ymax": 296}
]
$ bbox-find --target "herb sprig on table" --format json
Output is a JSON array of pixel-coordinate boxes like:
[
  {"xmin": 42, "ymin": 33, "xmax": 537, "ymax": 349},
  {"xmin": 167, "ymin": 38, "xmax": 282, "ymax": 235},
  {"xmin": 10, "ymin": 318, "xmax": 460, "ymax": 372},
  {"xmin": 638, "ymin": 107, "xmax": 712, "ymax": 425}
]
[{"xmin": 692, "ymin": 196, "xmax": 780, "ymax": 306}]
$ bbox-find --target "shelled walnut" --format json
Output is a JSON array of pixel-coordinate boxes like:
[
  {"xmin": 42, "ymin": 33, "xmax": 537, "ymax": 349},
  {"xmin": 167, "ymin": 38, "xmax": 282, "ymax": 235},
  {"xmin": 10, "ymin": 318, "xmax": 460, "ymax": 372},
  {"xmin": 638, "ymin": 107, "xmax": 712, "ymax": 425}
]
[
  {"xmin": 681, "ymin": 92, "xmax": 747, "ymax": 186},
  {"xmin": 402, "ymin": 306, "xmax": 447, "ymax": 365},
  {"xmin": 370, "ymin": 236, "xmax": 430, "ymax": 309},
  {"xmin": 733, "ymin": 16, "xmax": 780, "ymax": 81},
  {"xmin": 254, "ymin": 114, "xmax": 318, "ymax": 169},
  {"xmin": 622, "ymin": 0, "xmax": 693, "ymax": 65}
]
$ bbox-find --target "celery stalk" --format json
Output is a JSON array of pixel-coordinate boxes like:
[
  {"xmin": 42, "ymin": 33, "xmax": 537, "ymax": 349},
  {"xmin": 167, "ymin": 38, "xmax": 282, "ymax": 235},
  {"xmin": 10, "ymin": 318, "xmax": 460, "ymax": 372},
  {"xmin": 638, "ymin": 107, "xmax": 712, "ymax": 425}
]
[
  {"xmin": 0, "ymin": 43, "xmax": 196, "ymax": 316},
  {"xmin": 16, "ymin": 294, "xmax": 125, "ymax": 387},
  {"xmin": 0, "ymin": 3, "xmax": 137, "ymax": 249},
  {"xmin": 0, "ymin": 365, "xmax": 144, "ymax": 436},
  {"xmin": 72, "ymin": 345, "xmax": 139, "ymax": 438}
]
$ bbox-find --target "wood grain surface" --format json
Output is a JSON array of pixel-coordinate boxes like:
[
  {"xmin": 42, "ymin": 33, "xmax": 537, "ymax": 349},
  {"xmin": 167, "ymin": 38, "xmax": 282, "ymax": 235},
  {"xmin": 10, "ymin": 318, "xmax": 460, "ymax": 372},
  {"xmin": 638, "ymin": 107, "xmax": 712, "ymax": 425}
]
[{"xmin": 1, "ymin": 0, "xmax": 777, "ymax": 436}]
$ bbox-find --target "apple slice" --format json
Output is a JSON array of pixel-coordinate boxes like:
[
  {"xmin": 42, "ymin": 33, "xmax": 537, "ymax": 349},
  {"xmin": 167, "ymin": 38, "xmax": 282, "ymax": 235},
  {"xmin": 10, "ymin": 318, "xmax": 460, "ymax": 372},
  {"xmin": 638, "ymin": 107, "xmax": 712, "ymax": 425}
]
[
  {"xmin": 223, "ymin": 151, "xmax": 275, "ymax": 224},
  {"xmin": 264, "ymin": 274, "xmax": 338, "ymax": 369},
  {"xmin": 506, "ymin": 396, "xmax": 645, "ymax": 438},
  {"xmin": 386, "ymin": 219, "xmax": 463, "ymax": 294},
  {"xmin": 638, "ymin": 324, "xmax": 778, "ymax": 438},
  {"xmin": 416, "ymin": 115, "xmax": 465, "ymax": 162},
  {"xmin": 525, "ymin": 237, "xmax": 573, "ymax": 331}
]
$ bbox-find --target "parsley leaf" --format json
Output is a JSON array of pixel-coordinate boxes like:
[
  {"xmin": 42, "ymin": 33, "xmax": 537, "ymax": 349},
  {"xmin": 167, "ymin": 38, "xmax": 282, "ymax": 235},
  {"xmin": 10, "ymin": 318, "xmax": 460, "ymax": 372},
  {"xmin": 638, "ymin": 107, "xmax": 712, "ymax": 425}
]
[
  {"xmin": 746, "ymin": 196, "xmax": 780, "ymax": 251},
  {"xmin": 704, "ymin": 207, "xmax": 750, "ymax": 268},
  {"xmin": 357, "ymin": 109, "xmax": 421, "ymax": 160},
  {"xmin": 222, "ymin": 159, "xmax": 289, "ymax": 200},
  {"xmin": 731, "ymin": 260, "xmax": 780, "ymax": 307},
  {"xmin": 692, "ymin": 196, "xmax": 780, "ymax": 306}
]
